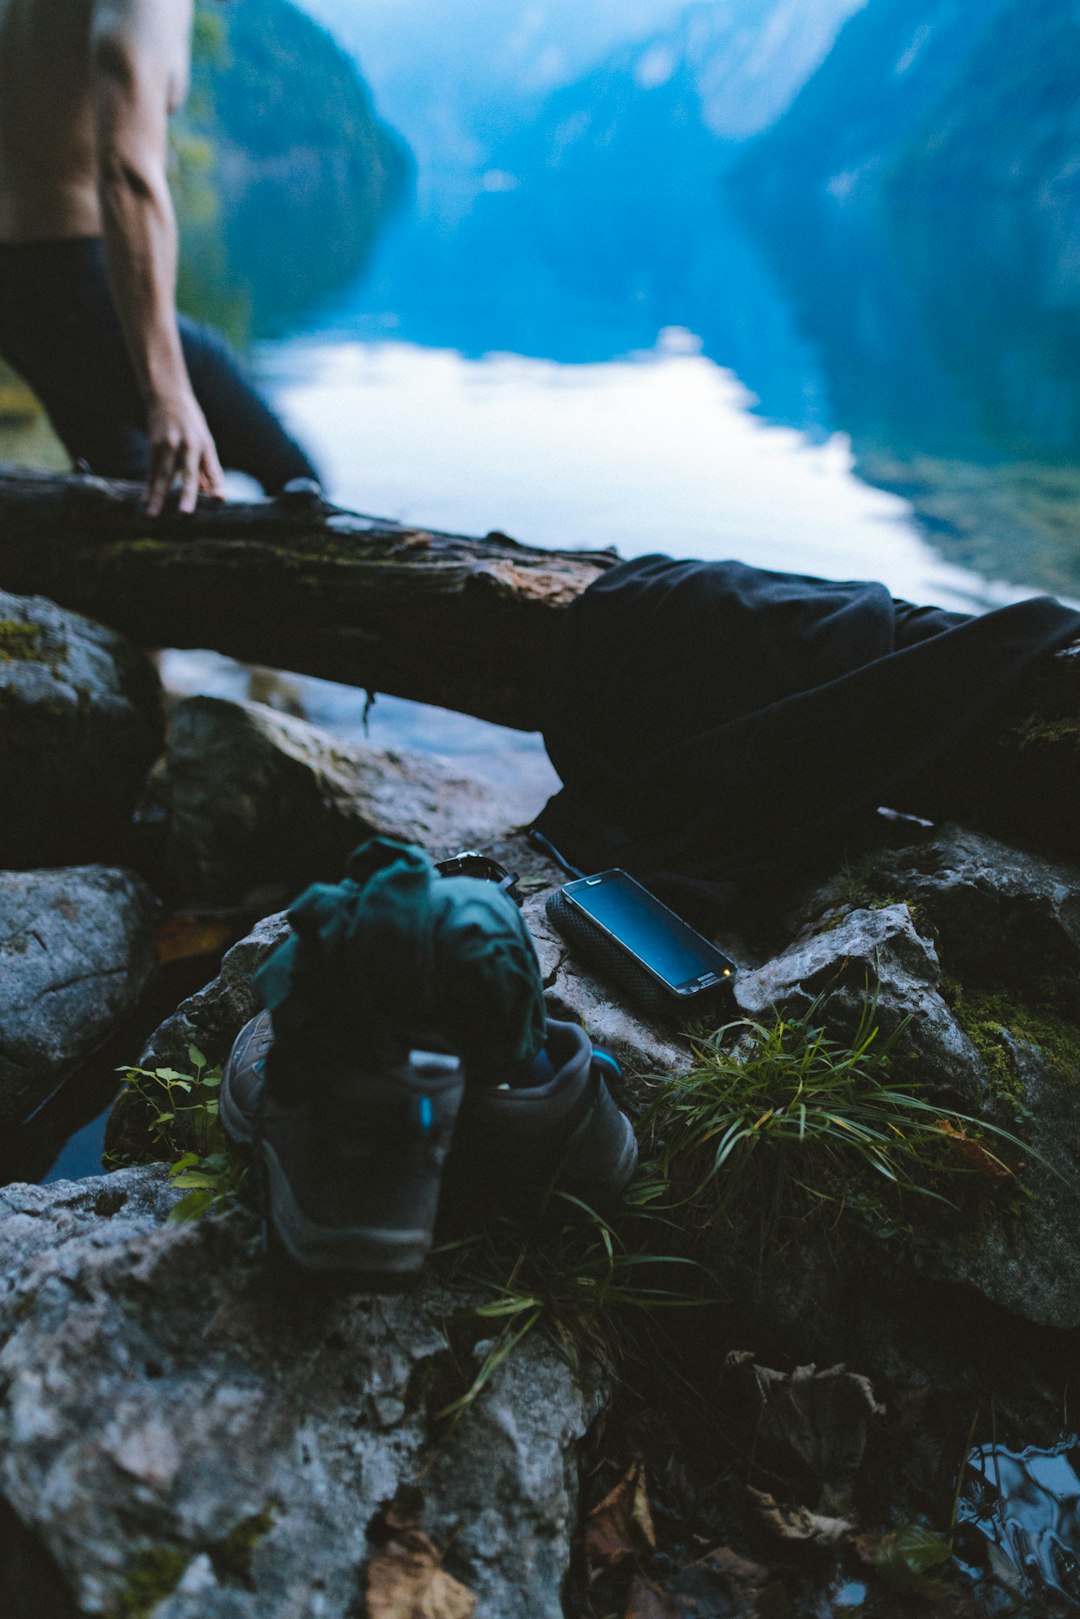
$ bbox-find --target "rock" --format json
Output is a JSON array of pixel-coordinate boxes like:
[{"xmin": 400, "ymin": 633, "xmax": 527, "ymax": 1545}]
[
  {"xmin": 0, "ymin": 591, "xmax": 162, "ymax": 867},
  {"xmin": 0, "ymin": 866, "xmax": 156, "ymax": 1123},
  {"xmin": 850, "ymin": 825, "xmax": 1080, "ymax": 1020},
  {"xmin": 735, "ymin": 903, "xmax": 987, "ymax": 1105},
  {"xmin": 776, "ymin": 828, "xmax": 1080, "ymax": 1328},
  {"xmin": 140, "ymin": 911, "xmax": 290, "ymax": 1074},
  {"xmin": 924, "ymin": 1028, "xmax": 1080, "ymax": 1331},
  {"xmin": 0, "ymin": 1168, "xmax": 605, "ymax": 1619},
  {"xmin": 153, "ymin": 695, "xmax": 512, "ymax": 905}
]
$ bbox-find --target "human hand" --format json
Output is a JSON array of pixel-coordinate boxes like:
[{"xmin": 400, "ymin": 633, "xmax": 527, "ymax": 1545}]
[{"xmin": 145, "ymin": 391, "xmax": 226, "ymax": 516}]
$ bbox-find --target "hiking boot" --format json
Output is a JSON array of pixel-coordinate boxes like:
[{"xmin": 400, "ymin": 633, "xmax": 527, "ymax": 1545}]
[
  {"xmin": 221, "ymin": 1011, "xmax": 464, "ymax": 1287},
  {"xmin": 447, "ymin": 1017, "xmax": 639, "ymax": 1216}
]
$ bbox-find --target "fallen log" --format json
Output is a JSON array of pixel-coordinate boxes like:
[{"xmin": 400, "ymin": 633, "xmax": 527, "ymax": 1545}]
[
  {"xmin": 0, "ymin": 468, "xmax": 1077, "ymax": 836},
  {"xmin": 0, "ymin": 466, "xmax": 615, "ymax": 731}
]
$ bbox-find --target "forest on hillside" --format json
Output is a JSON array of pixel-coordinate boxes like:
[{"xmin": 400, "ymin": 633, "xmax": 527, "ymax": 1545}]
[{"xmin": 177, "ymin": 0, "xmax": 411, "ymax": 343}]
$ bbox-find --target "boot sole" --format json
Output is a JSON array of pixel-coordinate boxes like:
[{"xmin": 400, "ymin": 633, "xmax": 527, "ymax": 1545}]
[{"xmin": 260, "ymin": 1140, "xmax": 432, "ymax": 1285}]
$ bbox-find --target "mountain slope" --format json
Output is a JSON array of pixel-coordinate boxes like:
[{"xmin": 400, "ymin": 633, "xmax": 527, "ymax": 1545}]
[
  {"xmin": 295, "ymin": 0, "xmax": 695, "ymax": 169},
  {"xmin": 896, "ymin": 0, "xmax": 1080, "ymax": 200},
  {"xmin": 493, "ymin": 0, "xmax": 864, "ymax": 189},
  {"xmin": 732, "ymin": 0, "xmax": 1018, "ymax": 202}
]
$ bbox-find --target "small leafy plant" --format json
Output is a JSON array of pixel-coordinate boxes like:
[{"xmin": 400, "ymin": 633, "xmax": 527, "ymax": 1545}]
[{"xmin": 113, "ymin": 1045, "xmax": 247, "ymax": 1222}]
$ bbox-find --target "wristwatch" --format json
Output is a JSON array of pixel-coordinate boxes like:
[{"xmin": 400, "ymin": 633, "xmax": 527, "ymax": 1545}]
[{"xmin": 434, "ymin": 850, "xmax": 521, "ymax": 904}]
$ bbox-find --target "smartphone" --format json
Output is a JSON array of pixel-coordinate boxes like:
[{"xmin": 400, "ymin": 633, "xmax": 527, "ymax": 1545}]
[{"xmin": 546, "ymin": 869, "xmax": 735, "ymax": 1017}]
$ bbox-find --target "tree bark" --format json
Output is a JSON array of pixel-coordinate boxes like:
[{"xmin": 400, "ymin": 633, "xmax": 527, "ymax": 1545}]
[{"xmin": 0, "ymin": 467, "xmax": 614, "ymax": 731}]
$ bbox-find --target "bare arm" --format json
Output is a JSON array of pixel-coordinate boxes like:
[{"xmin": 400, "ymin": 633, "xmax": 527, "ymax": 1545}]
[{"xmin": 90, "ymin": 0, "xmax": 224, "ymax": 514}]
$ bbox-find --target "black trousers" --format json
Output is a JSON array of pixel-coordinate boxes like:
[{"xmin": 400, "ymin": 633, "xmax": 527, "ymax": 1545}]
[{"xmin": 0, "ymin": 237, "xmax": 318, "ymax": 493}]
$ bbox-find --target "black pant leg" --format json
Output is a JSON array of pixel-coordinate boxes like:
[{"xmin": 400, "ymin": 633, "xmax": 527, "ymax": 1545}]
[
  {"xmin": 0, "ymin": 239, "xmax": 149, "ymax": 478},
  {"xmin": 178, "ymin": 317, "xmax": 320, "ymax": 493}
]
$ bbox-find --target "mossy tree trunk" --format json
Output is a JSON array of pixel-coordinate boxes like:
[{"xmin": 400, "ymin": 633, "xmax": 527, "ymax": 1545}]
[{"xmin": 0, "ymin": 467, "xmax": 613, "ymax": 731}]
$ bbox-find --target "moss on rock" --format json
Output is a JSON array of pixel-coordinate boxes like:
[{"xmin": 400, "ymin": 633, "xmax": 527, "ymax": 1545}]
[
  {"xmin": 1012, "ymin": 714, "xmax": 1080, "ymax": 751},
  {"xmin": 0, "ymin": 619, "xmax": 43, "ymax": 663},
  {"xmin": 941, "ymin": 977, "xmax": 1080, "ymax": 1101},
  {"xmin": 109, "ymin": 1544, "xmax": 189, "ymax": 1618}
]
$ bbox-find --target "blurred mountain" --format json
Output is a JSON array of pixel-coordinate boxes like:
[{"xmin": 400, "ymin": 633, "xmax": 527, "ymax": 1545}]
[
  {"xmin": 722, "ymin": 0, "xmax": 1080, "ymax": 594},
  {"xmin": 895, "ymin": 0, "xmax": 1080, "ymax": 202},
  {"xmin": 295, "ymin": 0, "xmax": 696, "ymax": 170},
  {"xmin": 497, "ymin": 0, "xmax": 865, "ymax": 187},
  {"xmin": 177, "ymin": 0, "xmax": 410, "ymax": 340},
  {"xmin": 730, "ymin": 0, "xmax": 1080, "ymax": 208}
]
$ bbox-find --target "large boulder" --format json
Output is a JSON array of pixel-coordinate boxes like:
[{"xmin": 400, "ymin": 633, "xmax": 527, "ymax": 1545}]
[
  {"xmin": 151, "ymin": 696, "xmax": 514, "ymax": 905},
  {"xmin": 0, "ymin": 1169, "xmax": 604, "ymax": 1619},
  {"xmin": 750, "ymin": 829, "xmax": 1080, "ymax": 1331},
  {"xmin": 0, "ymin": 866, "xmax": 156, "ymax": 1123},
  {"xmin": 0, "ymin": 591, "xmax": 162, "ymax": 867},
  {"xmin": 933, "ymin": 1027, "xmax": 1080, "ymax": 1331}
]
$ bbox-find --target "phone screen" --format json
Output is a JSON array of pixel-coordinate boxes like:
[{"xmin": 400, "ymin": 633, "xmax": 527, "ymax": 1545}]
[{"xmin": 565, "ymin": 871, "xmax": 733, "ymax": 992}]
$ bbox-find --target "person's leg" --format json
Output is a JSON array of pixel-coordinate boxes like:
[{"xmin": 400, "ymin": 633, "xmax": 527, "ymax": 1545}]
[
  {"xmin": 0, "ymin": 238, "xmax": 150, "ymax": 478},
  {"xmin": 178, "ymin": 318, "xmax": 320, "ymax": 494}
]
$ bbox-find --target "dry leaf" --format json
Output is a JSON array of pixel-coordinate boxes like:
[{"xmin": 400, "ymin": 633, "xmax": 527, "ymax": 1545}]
[
  {"xmin": 747, "ymin": 1487, "xmax": 853, "ymax": 1546},
  {"xmin": 854, "ymin": 1525, "xmax": 952, "ymax": 1589},
  {"xmin": 624, "ymin": 1573, "xmax": 680, "ymax": 1619},
  {"xmin": 724, "ymin": 1353, "xmax": 883, "ymax": 1482},
  {"xmin": 586, "ymin": 1458, "xmax": 657, "ymax": 1568},
  {"xmin": 365, "ymin": 1530, "xmax": 476, "ymax": 1619},
  {"xmin": 703, "ymin": 1545, "xmax": 773, "ymax": 1589},
  {"xmin": 935, "ymin": 1120, "xmax": 1013, "ymax": 1181}
]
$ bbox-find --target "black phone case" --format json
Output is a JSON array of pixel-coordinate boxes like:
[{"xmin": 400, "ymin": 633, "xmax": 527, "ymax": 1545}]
[{"xmin": 545, "ymin": 889, "xmax": 732, "ymax": 1025}]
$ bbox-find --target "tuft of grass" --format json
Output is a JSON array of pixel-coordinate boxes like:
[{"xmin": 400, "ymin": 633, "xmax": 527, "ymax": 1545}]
[
  {"xmin": 110, "ymin": 1045, "xmax": 246, "ymax": 1221},
  {"xmin": 429, "ymin": 1191, "xmax": 710, "ymax": 1424},
  {"xmin": 636, "ymin": 994, "xmax": 1037, "ymax": 1258}
]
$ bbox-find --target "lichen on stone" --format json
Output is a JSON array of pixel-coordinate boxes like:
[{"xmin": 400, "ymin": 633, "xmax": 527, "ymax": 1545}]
[
  {"xmin": 109, "ymin": 1543, "xmax": 189, "ymax": 1619},
  {"xmin": 1011, "ymin": 713, "xmax": 1080, "ymax": 751},
  {"xmin": 0, "ymin": 618, "xmax": 44, "ymax": 664}
]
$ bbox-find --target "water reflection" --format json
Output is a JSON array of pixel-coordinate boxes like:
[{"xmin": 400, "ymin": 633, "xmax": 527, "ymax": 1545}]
[
  {"xmin": 262, "ymin": 331, "xmax": 1033, "ymax": 614},
  {"xmin": 957, "ymin": 1436, "xmax": 1080, "ymax": 1608},
  {"xmin": 733, "ymin": 186, "xmax": 1080, "ymax": 597},
  {"xmin": 296, "ymin": 169, "xmax": 1080, "ymax": 600}
]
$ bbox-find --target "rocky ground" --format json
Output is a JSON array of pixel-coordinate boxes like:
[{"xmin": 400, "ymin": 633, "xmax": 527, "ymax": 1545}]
[{"xmin": 2, "ymin": 587, "xmax": 1080, "ymax": 1616}]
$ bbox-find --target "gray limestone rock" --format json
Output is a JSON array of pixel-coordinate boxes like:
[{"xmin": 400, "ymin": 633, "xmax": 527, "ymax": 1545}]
[
  {"xmin": 156, "ymin": 695, "xmax": 512, "ymax": 905},
  {"xmin": 0, "ymin": 866, "xmax": 156, "ymax": 1123},
  {"xmin": 855, "ymin": 826, "xmax": 1080, "ymax": 1018},
  {"xmin": 139, "ymin": 910, "xmax": 290, "ymax": 1074},
  {"xmin": 735, "ymin": 902, "xmax": 987, "ymax": 1104},
  {"xmin": 0, "ymin": 1168, "xmax": 604, "ymax": 1619},
  {"xmin": 0, "ymin": 590, "xmax": 162, "ymax": 868}
]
